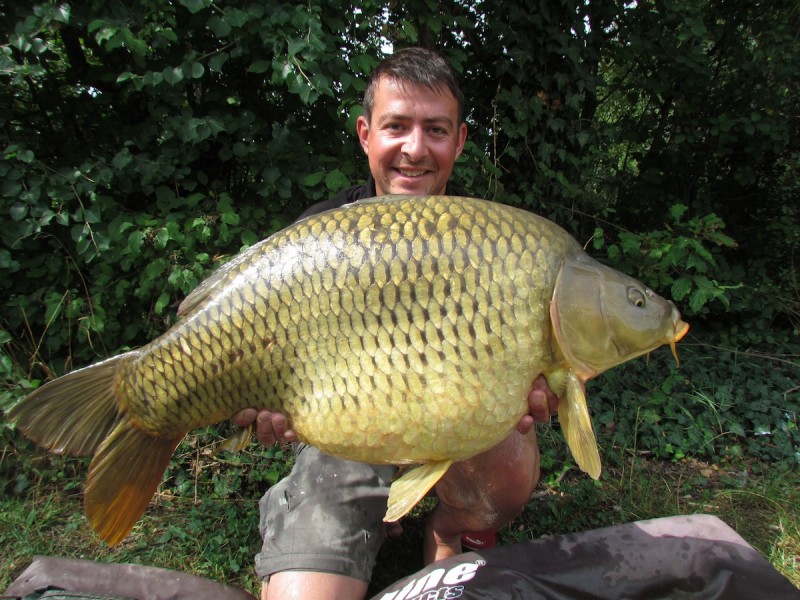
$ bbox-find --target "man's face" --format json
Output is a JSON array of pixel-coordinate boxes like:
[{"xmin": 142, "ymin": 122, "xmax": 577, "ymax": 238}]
[{"xmin": 357, "ymin": 77, "xmax": 468, "ymax": 196}]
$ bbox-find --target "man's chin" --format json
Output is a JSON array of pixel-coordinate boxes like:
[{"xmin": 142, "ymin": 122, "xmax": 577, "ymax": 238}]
[{"xmin": 385, "ymin": 180, "xmax": 443, "ymax": 196}]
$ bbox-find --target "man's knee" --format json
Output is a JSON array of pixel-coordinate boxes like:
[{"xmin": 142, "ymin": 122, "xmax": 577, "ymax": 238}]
[{"xmin": 435, "ymin": 430, "xmax": 540, "ymax": 524}]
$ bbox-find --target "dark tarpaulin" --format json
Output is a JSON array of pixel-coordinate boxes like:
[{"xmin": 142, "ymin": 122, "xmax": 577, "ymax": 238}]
[
  {"xmin": 373, "ymin": 514, "xmax": 800, "ymax": 600},
  {"xmin": 3, "ymin": 556, "xmax": 257, "ymax": 600}
]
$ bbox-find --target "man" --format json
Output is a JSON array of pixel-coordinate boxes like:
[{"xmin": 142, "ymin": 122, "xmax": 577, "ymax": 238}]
[{"xmin": 233, "ymin": 47, "xmax": 558, "ymax": 600}]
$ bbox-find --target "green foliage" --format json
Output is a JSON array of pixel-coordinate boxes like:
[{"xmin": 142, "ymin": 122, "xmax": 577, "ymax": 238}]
[
  {"xmin": 584, "ymin": 344, "xmax": 800, "ymax": 468},
  {"xmin": 590, "ymin": 204, "xmax": 740, "ymax": 316},
  {"xmin": 2, "ymin": 0, "xmax": 797, "ymax": 372},
  {"xmin": 1, "ymin": 0, "xmax": 799, "ymax": 587}
]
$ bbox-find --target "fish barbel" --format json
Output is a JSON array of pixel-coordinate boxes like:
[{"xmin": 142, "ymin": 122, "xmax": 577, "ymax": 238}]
[{"xmin": 10, "ymin": 195, "xmax": 689, "ymax": 545}]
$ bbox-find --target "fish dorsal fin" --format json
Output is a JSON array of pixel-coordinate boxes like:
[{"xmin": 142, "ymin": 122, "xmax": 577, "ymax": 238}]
[
  {"xmin": 559, "ymin": 369, "xmax": 602, "ymax": 479},
  {"xmin": 178, "ymin": 239, "xmax": 269, "ymax": 318},
  {"xmin": 384, "ymin": 459, "xmax": 454, "ymax": 522}
]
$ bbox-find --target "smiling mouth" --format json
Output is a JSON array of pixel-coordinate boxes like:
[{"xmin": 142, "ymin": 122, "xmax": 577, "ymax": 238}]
[{"xmin": 396, "ymin": 168, "xmax": 429, "ymax": 177}]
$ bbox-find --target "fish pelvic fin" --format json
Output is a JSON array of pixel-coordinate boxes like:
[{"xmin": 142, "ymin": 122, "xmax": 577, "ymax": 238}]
[
  {"xmin": 384, "ymin": 459, "xmax": 454, "ymax": 522},
  {"xmin": 86, "ymin": 421, "xmax": 183, "ymax": 546},
  {"xmin": 559, "ymin": 370, "xmax": 602, "ymax": 480},
  {"xmin": 9, "ymin": 354, "xmax": 130, "ymax": 456},
  {"xmin": 214, "ymin": 422, "xmax": 254, "ymax": 455}
]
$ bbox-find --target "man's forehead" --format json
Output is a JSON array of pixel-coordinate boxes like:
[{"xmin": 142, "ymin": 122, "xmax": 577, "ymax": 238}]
[
  {"xmin": 371, "ymin": 76, "xmax": 459, "ymax": 122},
  {"xmin": 374, "ymin": 75, "xmax": 456, "ymax": 104}
]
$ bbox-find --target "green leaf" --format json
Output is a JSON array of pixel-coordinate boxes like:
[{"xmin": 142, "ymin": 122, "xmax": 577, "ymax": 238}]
[
  {"xmin": 287, "ymin": 38, "xmax": 305, "ymax": 57},
  {"xmin": 128, "ymin": 231, "xmax": 144, "ymax": 254},
  {"xmin": 155, "ymin": 291, "xmax": 171, "ymax": 314},
  {"xmin": 163, "ymin": 66, "xmax": 185, "ymax": 85},
  {"xmin": 689, "ymin": 289, "xmax": 709, "ymax": 313},
  {"xmin": 221, "ymin": 210, "xmax": 240, "ymax": 226},
  {"xmin": 209, "ymin": 16, "xmax": 231, "ymax": 37},
  {"xmin": 226, "ymin": 8, "xmax": 250, "ymax": 27},
  {"xmin": 302, "ymin": 171, "xmax": 325, "ymax": 186},
  {"xmin": 17, "ymin": 149, "xmax": 34, "ymax": 163},
  {"xmin": 209, "ymin": 52, "xmax": 229, "ymax": 72},
  {"xmin": 248, "ymin": 60, "xmax": 271, "ymax": 74},
  {"xmin": 154, "ymin": 228, "xmax": 170, "ymax": 249},
  {"xmin": 669, "ymin": 204, "xmax": 688, "ymax": 221},
  {"xmin": 180, "ymin": 0, "xmax": 211, "ymax": 14},
  {"xmin": 671, "ymin": 277, "xmax": 693, "ymax": 301},
  {"xmin": 9, "ymin": 203, "xmax": 27, "ymax": 221},
  {"xmin": 325, "ymin": 169, "xmax": 349, "ymax": 193}
]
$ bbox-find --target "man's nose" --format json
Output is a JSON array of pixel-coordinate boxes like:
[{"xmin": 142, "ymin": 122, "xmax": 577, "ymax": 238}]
[{"xmin": 401, "ymin": 127, "xmax": 427, "ymax": 161}]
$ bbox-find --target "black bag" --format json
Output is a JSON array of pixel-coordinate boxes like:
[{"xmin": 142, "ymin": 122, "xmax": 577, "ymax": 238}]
[{"xmin": 373, "ymin": 514, "xmax": 800, "ymax": 600}]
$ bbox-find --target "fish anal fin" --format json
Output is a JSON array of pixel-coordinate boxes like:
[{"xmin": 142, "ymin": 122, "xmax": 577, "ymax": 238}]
[
  {"xmin": 85, "ymin": 421, "xmax": 183, "ymax": 546},
  {"xmin": 384, "ymin": 460, "xmax": 454, "ymax": 522},
  {"xmin": 9, "ymin": 355, "xmax": 129, "ymax": 456},
  {"xmin": 559, "ymin": 370, "xmax": 602, "ymax": 479}
]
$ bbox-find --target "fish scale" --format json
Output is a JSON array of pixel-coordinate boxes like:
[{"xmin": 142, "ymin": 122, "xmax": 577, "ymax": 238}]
[{"xmin": 10, "ymin": 194, "xmax": 688, "ymax": 545}]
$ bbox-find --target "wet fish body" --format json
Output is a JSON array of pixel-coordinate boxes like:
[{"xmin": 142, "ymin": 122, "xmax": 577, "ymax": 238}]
[{"xmin": 11, "ymin": 195, "xmax": 688, "ymax": 544}]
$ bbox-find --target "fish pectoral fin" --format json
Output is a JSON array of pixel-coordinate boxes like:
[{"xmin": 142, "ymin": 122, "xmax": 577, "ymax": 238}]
[
  {"xmin": 384, "ymin": 459, "xmax": 454, "ymax": 522},
  {"xmin": 558, "ymin": 370, "xmax": 602, "ymax": 480},
  {"xmin": 214, "ymin": 423, "xmax": 254, "ymax": 455},
  {"xmin": 85, "ymin": 421, "xmax": 184, "ymax": 546}
]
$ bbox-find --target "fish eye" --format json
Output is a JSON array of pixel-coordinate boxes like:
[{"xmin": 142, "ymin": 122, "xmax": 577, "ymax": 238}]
[{"xmin": 628, "ymin": 287, "xmax": 646, "ymax": 308}]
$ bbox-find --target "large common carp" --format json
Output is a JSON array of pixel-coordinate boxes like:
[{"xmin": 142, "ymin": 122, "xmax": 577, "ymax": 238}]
[{"xmin": 11, "ymin": 195, "xmax": 688, "ymax": 545}]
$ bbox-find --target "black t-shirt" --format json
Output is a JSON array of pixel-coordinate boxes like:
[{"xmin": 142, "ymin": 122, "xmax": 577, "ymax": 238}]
[{"xmin": 296, "ymin": 175, "xmax": 465, "ymax": 220}]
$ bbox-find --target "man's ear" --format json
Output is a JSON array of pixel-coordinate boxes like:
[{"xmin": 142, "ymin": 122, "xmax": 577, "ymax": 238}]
[
  {"xmin": 356, "ymin": 115, "xmax": 370, "ymax": 154},
  {"xmin": 454, "ymin": 122, "xmax": 468, "ymax": 160}
]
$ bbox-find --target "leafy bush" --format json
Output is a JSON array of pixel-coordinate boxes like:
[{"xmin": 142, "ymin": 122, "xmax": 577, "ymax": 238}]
[{"xmin": 1, "ymin": 0, "xmax": 798, "ymax": 513}]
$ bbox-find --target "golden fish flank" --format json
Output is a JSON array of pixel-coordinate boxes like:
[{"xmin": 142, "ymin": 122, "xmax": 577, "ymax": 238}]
[{"xmin": 10, "ymin": 195, "xmax": 689, "ymax": 545}]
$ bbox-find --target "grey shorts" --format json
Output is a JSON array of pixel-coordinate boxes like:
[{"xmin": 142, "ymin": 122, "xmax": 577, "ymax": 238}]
[{"xmin": 254, "ymin": 443, "xmax": 398, "ymax": 582}]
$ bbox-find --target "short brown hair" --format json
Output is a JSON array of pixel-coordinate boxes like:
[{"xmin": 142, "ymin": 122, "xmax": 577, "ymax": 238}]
[{"xmin": 362, "ymin": 47, "xmax": 465, "ymax": 124}]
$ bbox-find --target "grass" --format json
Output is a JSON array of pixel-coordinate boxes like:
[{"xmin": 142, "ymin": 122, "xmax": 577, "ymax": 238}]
[{"xmin": 2, "ymin": 448, "xmax": 797, "ymax": 596}]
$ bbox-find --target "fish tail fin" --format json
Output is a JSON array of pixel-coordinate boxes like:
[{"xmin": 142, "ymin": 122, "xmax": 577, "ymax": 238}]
[
  {"xmin": 9, "ymin": 354, "xmax": 131, "ymax": 456},
  {"xmin": 560, "ymin": 370, "xmax": 602, "ymax": 479},
  {"xmin": 10, "ymin": 353, "xmax": 185, "ymax": 545},
  {"xmin": 86, "ymin": 422, "xmax": 183, "ymax": 545}
]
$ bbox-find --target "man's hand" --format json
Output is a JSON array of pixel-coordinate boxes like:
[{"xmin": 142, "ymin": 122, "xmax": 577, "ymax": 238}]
[
  {"xmin": 230, "ymin": 408, "xmax": 296, "ymax": 446},
  {"xmin": 516, "ymin": 374, "xmax": 559, "ymax": 435}
]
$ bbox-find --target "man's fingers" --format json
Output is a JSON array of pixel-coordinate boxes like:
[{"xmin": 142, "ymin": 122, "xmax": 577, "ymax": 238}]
[
  {"xmin": 255, "ymin": 410, "xmax": 278, "ymax": 446},
  {"xmin": 230, "ymin": 407, "xmax": 257, "ymax": 427},
  {"xmin": 515, "ymin": 414, "xmax": 534, "ymax": 435},
  {"xmin": 271, "ymin": 413, "xmax": 297, "ymax": 443},
  {"xmin": 528, "ymin": 389, "xmax": 551, "ymax": 423},
  {"xmin": 530, "ymin": 375, "xmax": 559, "ymax": 420}
]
